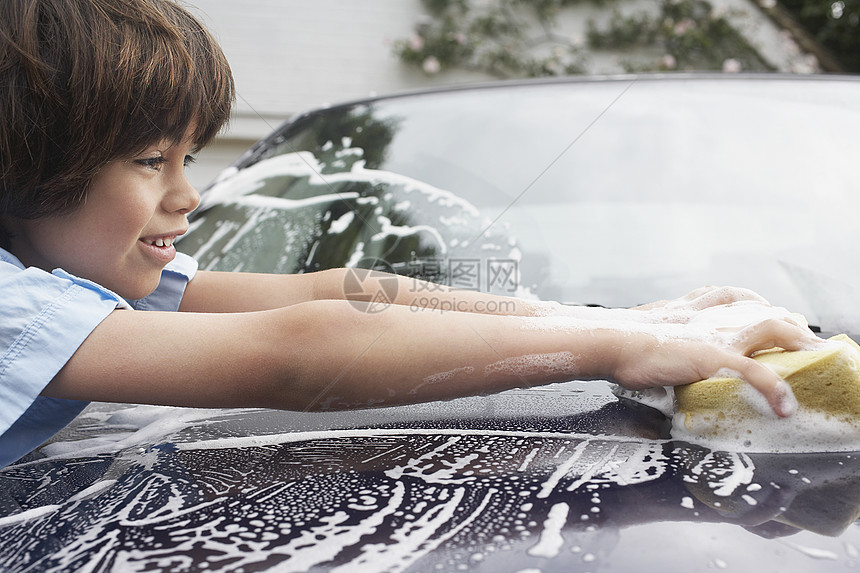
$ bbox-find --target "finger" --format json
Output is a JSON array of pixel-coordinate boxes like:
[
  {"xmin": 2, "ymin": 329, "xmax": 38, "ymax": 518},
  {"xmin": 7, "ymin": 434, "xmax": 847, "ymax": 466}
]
[
  {"xmin": 684, "ymin": 286, "xmax": 769, "ymax": 311},
  {"xmin": 731, "ymin": 319, "xmax": 823, "ymax": 355},
  {"xmin": 658, "ymin": 286, "xmax": 718, "ymax": 308},
  {"xmin": 634, "ymin": 287, "xmax": 712, "ymax": 310},
  {"xmin": 632, "ymin": 286, "xmax": 721, "ymax": 314},
  {"xmin": 631, "ymin": 300, "xmax": 667, "ymax": 311},
  {"xmin": 679, "ymin": 286, "xmax": 719, "ymax": 301},
  {"xmin": 781, "ymin": 313, "xmax": 807, "ymax": 328},
  {"xmin": 728, "ymin": 355, "xmax": 797, "ymax": 418}
]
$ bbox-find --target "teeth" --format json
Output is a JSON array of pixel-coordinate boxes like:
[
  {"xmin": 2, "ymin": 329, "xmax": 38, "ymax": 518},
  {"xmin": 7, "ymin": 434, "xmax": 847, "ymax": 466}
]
[{"xmin": 150, "ymin": 237, "xmax": 174, "ymax": 248}]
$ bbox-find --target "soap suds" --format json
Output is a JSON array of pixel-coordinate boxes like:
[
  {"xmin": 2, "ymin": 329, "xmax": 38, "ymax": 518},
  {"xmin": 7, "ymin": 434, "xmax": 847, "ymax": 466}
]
[
  {"xmin": 528, "ymin": 502, "xmax": 570, "ymax": 558},
  {"xmin": 328, "ymin": 210, "xmax": 355, "ymax": 234},
  {"xmin": 411, "ymin": 366, "xmax": 476, "ymax": 395},
  {"xmin": 6, "ymin": 424, "xmax": 849, "ymax": 572},
  {"xmin": 672, "ymin": 379, "xmax": 860, "ymax": 453},
  {"xmin": 0, "ymin": 504, "xmax": 62, "ymax": 528},
  {"xmin": 485, "ymin": 352, "xmax": 581, "ymax": 380}
]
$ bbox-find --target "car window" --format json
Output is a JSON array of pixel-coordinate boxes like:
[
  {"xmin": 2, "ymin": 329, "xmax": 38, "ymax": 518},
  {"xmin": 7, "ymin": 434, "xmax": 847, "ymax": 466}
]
[{"xmin": 186, "ymin": 76, "xmax": 860, "ymax": 332}]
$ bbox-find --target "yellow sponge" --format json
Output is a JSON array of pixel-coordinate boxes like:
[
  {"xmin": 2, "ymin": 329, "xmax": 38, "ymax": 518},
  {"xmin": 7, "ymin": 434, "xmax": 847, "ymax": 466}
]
[{"xmin": 673, "ymin": 335, "xmax": 860, "ymax": 452}]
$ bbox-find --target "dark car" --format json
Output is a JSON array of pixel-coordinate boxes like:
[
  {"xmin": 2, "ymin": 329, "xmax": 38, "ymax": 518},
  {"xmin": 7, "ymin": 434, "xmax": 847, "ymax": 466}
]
[{"xmin": 3, "ymin": 74, "xmax": 860, "ymax": 572}]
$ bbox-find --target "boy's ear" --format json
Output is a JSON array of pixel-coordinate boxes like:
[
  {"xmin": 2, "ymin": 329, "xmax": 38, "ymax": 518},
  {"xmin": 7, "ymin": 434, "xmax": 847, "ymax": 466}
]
[
  {"xmin": 0, "ymin": 214, "xmax": 21, "ymax": 233},
  {"xmin": 0, "ymin": 214, "xmax": 29, "ymax": 252}
]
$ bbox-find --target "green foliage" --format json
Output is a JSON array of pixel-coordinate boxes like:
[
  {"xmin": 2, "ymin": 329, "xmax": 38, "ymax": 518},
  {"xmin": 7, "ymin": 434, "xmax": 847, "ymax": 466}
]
[
  {"xmin": 392, "ymin": 0, "xmax": 597, "ymax": 78},
  {"xmin": 393, "ymin": 0, "xmax": 774, "ymax": 77},
  {"xmin": 269, "ymin": 106, "xmax": 399, "ymax": 171},
  {"xmin": 586, "ymin": 10, "xmax": 657, "ymax": 50},
  {"xmin": 592, "ymin": 0, "xmax": 772, "ymax": 72},
  {"xmin": 777, "ymin": 0, "xmax": 860, "ymax": 72}
]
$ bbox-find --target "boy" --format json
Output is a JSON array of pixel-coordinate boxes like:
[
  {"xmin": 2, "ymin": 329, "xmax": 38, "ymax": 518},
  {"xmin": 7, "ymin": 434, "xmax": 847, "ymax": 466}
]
[{"xmin": 0, "ymin": 0, "xmax": 816, "ymax": 467}]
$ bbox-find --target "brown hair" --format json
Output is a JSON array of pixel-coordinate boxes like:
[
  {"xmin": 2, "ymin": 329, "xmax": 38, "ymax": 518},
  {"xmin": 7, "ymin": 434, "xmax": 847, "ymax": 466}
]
[{"xmin": 0, "ymin": 0, "xmax": 234, "ymax": 226}]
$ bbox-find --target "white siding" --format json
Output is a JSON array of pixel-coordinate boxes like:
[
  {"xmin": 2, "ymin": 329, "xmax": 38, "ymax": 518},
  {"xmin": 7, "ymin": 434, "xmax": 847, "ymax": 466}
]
[
  {"xmin": 189, "ymin": 0, "xmax": 477, "ymax": 188},
  {"xmin": 187, "ymin": 0, "xmax": 812, "ymax": 189}
]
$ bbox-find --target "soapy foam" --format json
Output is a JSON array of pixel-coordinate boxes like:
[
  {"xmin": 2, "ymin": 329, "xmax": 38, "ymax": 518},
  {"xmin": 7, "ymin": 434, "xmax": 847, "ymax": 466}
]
[
  {"xmin": 613, "ymin": 385, "xmax": 676, "ymax": 418},
  {"xmin": 8, "ymin": 423, "xmax": 855, "ymax": 571},
  {"xmin": 518, "ymin": 313, "xmax": 714, "ymax": 347},
  {"xmin": 672, "ymin": 389, "xmax": 860, "ymax": 454},
  {"xmin": 0, "ymin": 504, "xmax": 62, "ymax": 528},
  {"xmin": 411, "ymin": 366, "xmax": 476, "ymax": 395},
  {"xmin": 1, "ymin": 429, "xmax": 675, "ymax": 572},
  {"xmin": 685, "ymin": 300, "xmax": 790, "ymax": 329},
  {"xmin": 38, "ymin": 406, "xmax": 236, "ymax": 460},
  {"xmin": 528, "ymin": 502, "xmax": 570, "ymax": 558},
  {"xmin": 200, "ymin": 151, "xmax": 482, "ymax": 229},
  {"xmin": 173, "ymin": 427, "xmax": 658, "ymax": 452},
  {"xmin": 328, "ymin": 210, "xmax": 355, "ymax": 234},
  {"xmin": 185, "ymin": 147, "xmax": 547, "ymax": 297},
  {"xmin": 484, "ymin": 351, "xmax": 581, "ymax": 381},
  {"xmin": 518, "ymin": 315, "xmax": 592, "ymax": 334}
]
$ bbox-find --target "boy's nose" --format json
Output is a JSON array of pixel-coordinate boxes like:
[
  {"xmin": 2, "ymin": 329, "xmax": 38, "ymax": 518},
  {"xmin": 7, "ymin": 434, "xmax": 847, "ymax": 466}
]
[{"xmin": 165, "ymin": 175, "xmax": 201, "ymax": 215}]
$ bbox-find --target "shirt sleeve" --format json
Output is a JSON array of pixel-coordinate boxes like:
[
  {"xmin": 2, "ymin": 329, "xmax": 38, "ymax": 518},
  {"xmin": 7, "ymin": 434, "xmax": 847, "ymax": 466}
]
[
  {"xmin": 0, "ymin": 253, "xmax": 200, "ymax": 467},
  {"xmin": 126, "ymin": 252, "xmax": 199, "ymax": 311},
  {"xmin": 0, "ymin": 263, "xmax": 129, "ymax": 463}
]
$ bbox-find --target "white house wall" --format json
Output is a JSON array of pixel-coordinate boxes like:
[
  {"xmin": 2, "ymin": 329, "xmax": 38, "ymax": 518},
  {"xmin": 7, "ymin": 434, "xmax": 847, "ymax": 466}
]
[
  {"xmin": 187, "ymin": 0, "xmax": 814, "ymax": 190},
  {"xmin": 189, "ymin": 0, "xmax": 447, "ymax": 189}
]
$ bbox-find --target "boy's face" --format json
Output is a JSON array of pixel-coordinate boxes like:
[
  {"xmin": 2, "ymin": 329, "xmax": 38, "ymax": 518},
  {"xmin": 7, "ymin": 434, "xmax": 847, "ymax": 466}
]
[{"xmin": 9, "ymin": 132, "xmax": 201, "ymax": 300}]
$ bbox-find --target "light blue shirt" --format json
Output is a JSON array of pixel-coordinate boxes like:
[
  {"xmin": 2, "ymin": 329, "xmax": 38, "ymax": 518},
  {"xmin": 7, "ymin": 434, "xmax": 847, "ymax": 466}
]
[{"xmin": 0, "ymin": 248, "xmax": 198, "ymax": 467}]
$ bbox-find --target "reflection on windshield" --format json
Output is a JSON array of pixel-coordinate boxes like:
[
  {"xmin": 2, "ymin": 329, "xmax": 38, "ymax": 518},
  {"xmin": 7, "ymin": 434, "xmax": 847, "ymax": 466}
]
[{"xmin": 183, "ymin": 150, "xmax": 530, "ymax": 297}]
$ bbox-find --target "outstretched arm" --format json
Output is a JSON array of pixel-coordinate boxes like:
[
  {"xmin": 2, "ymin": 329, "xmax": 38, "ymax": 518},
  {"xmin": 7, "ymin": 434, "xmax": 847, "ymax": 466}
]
[
  {"xmin": 178, "ymin": 268, "xmax": 546, "ymax": 315},
  {"xmin": 180, "ymin": 268, "xmax": 781, "ymax": 323},
  {"xmin": 43, "ymin": 295, "xmax": 816, "ymax": 416}
]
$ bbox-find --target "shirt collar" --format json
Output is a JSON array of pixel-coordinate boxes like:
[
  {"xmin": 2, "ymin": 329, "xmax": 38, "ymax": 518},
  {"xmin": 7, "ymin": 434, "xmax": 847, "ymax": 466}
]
[{"xmin": 0, "ymin": 246, "xmax": 25, "ymax": 269}]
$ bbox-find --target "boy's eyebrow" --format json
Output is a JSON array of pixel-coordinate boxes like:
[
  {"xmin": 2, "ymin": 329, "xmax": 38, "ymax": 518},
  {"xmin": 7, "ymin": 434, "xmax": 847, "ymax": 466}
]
[{"xmin": 135, "ymin": 135, "xmax": 194, "ymax": 154}]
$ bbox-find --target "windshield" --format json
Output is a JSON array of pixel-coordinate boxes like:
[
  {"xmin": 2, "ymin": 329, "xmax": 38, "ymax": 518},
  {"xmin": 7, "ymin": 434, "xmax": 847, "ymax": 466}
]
[{"xmin": 186, "ymin": 76, "xmax": 860, "ymax": 333}]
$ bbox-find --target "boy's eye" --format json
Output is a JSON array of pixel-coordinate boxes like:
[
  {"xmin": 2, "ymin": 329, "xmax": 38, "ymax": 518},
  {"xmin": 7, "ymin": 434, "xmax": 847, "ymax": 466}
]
[
  {"xmin": 134, "ymin": 154, "xmax": 196, "ymax": 171},
  {"xmin": 136, "ymin": 156, "xmax": 167, "ymax": 170}
]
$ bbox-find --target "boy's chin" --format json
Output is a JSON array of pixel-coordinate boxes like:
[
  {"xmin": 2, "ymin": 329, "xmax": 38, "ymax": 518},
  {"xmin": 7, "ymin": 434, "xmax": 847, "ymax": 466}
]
[{"xmin": 111, "ymin": 276, "xmax": 162, "ymax": 302}]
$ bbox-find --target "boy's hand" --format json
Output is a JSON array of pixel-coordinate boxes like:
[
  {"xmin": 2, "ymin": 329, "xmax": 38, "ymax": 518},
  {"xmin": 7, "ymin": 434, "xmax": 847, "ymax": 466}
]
[
  {"xmin": 608, "ymin": 301, "xmax": 822, "ymax": 417},
  {"xmin": 633, "ymin": 285, "xmax": 769, "ymax": 312}
]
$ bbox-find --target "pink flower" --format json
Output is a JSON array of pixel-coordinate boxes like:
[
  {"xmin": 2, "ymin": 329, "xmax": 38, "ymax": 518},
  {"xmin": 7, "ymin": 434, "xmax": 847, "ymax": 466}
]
[
  {"xmin": 722, "ymin": 58, "xmax": 742, "ymax": 73},
  {"xmin": 409, "ymin": 34, "xmax": 425, "ymax": 52},
  {"xmin": 422, "ymin": 56, "xmax": 441, "ymax": 74},
  {"xmin": 661, "ymin": 54, "xmax": 677, "ymax": 69},
  {"xmin": 674, "ymin": 18, "xmax": 696, "ymax": 35}
]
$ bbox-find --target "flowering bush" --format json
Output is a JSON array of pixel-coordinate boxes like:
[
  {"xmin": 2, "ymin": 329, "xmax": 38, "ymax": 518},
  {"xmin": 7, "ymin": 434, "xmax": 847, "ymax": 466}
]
[
  {"xmin": 393, "ymin": 0, "xmax": 773, "ymax": 77},
  {"xmin": 588, "ymin": 0, "xmax": 772, "ymax": 72},
  {"xmin": 393, "ymin": 0, "xmax": 592, "ymax": 77}
]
